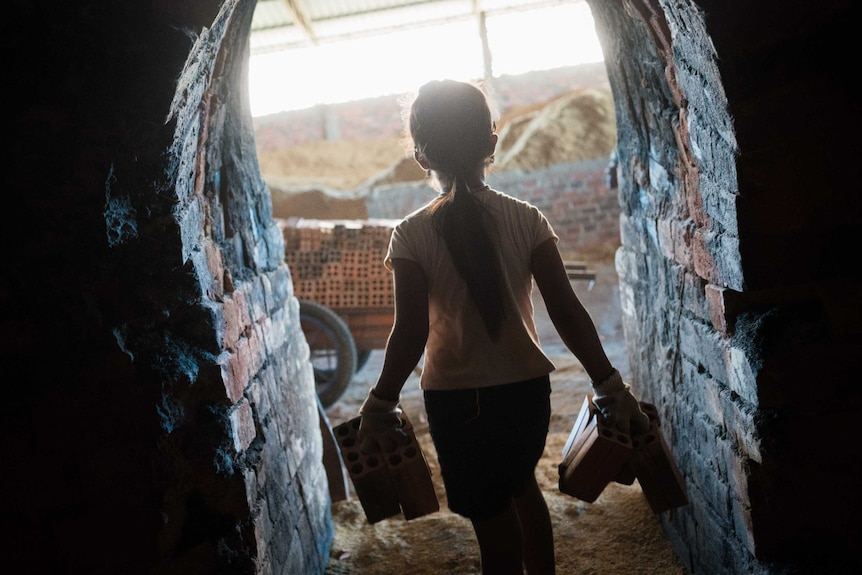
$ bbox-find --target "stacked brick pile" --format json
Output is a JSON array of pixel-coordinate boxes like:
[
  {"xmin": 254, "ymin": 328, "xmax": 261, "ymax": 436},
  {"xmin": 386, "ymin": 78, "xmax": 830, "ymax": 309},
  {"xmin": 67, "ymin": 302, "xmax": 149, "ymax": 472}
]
[{"xmin": 280, "ymin": 218, "xmax": 399, "ymax": 309}]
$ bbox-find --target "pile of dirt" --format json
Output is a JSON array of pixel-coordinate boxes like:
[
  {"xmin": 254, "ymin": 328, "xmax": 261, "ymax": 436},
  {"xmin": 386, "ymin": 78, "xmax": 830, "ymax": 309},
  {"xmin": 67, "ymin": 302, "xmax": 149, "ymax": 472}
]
[
  {"xmin": 257, "ymin": 138, "xmax": 408, "ymax": 192},
  {"xmin": 359, "ymin": 153, "xmax": 426, "ymax": 191},
  {"xmin": 494, "ymin": 88, "xmax": 616, "ymax": 172},
  {"xmin": 257, "ymin": 87, "xmax": 617, "ymax": 219}
]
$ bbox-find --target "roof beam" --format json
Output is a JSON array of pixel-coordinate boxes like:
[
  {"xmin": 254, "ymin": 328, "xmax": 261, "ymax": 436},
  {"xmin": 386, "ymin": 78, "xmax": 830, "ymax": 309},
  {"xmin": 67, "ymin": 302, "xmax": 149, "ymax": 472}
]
[{"xmin": 281, "ymin": 0, "xmax": 318, "ymax": 44}]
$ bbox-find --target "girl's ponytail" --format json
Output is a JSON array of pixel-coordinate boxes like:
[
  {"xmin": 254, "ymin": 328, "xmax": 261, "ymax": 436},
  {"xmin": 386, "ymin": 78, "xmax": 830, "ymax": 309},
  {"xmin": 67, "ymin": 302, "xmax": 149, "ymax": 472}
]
[
  {"xmin": 408, "ymin": 80, "xmax": 507, "ymax": 340},
  {"xmin": 434, "ymin": 173, "xmax": 506, "ymax": 340}
]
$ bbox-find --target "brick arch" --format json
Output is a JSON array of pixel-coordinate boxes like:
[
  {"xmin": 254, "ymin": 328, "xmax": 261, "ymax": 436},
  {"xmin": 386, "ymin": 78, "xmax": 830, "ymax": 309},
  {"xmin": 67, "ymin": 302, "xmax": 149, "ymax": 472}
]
[
  {"xmin": 5, "ymin": 2, "xmax": 330, "ymax": 573},
  {"xmin": 4, "ymin": 2, "xmax": 860, "ymax": 574},
  {"xmin": 589, "ymin": 1, "xmax": 862, "ymax": 573}
]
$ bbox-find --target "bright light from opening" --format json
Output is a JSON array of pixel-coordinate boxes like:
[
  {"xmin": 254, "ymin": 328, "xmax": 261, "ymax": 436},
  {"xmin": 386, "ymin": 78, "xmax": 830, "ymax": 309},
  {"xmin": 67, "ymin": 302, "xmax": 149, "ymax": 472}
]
[
  {"xmin": 249, "ymin": 2, "xmax": 602, "ymax": 117},
  {"xmin": 485, "ymin": 3, "xmax": 603, "ymax": 75}
]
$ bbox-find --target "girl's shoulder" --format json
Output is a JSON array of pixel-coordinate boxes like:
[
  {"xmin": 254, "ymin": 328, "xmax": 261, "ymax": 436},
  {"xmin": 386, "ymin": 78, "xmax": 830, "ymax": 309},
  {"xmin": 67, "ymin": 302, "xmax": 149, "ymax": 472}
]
[
  {"xmin": 486, "ymin": 188, "xmax": 545, "ymax": 216},
  {"xmin": 399, "ymin": 202, "xmax": 435, "ymax": 226},
  {"xmin": 392, "ymin": 201, "xmax": 437, "ymax": 239}
]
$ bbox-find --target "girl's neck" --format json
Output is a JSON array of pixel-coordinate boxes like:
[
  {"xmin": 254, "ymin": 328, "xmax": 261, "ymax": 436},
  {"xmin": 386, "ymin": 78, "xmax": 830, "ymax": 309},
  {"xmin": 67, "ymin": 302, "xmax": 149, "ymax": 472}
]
[{"xmin": 464, "ymin": 171, "xmax": 488, "ymax": 192}]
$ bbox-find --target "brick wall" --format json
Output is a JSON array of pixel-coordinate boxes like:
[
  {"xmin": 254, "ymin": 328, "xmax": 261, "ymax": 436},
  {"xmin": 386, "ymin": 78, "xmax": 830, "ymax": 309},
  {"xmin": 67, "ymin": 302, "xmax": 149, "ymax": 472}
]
[
  {"xmin": 591, "ymin": 1, "xmax": 862, "ymax": 573},
  {"xmin": 366, "ymin": 158, "xmax": 620, "ymax": 256},
  {"xmin": 491, "ymin": 159, "xmax": 620, "ymax": 256},
  {"xmin": 3, "ymin": 3, "xmax": 334, "ymax": 573}
]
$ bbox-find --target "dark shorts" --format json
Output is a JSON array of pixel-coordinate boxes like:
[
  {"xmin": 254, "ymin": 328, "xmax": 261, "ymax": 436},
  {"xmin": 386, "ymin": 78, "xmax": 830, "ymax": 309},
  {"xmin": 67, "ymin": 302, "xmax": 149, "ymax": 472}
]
[{"xmin": 424, "ymin": 375, "xmax": 551, "ymax": 521}]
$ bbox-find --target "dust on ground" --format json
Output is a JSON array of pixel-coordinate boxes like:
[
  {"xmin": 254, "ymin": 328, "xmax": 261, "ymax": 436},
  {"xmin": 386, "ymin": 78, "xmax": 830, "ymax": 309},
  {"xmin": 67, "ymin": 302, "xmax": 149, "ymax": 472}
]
[{"xmin": 321, "ymin": 257, "xmax": 685, "ymax": 575}]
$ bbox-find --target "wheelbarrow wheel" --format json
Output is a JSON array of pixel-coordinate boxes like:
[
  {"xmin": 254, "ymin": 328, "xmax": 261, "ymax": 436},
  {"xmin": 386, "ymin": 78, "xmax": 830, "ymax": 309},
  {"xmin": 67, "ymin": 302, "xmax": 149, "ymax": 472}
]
[{"xmin": 299, "ymin": 300, "xmax": 357, "ymax": 408}]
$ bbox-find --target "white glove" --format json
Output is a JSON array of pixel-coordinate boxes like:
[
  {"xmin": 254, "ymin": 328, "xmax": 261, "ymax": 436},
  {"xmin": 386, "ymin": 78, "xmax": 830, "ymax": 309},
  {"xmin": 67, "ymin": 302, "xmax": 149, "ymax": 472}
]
[
  {"xmin": 357, "ymin": 389, "xmax": 409, "ymax": 453},
  {"xmin": 591, "ymin": 369, "xmax": 650, "ymax": 436}
]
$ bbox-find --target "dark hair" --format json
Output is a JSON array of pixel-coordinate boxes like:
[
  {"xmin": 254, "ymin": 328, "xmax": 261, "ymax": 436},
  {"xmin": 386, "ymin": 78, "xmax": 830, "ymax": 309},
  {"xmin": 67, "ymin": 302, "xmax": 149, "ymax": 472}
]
[{"xmin": 407, "ymin": 80, "xmax": 507, "ymax": 340}]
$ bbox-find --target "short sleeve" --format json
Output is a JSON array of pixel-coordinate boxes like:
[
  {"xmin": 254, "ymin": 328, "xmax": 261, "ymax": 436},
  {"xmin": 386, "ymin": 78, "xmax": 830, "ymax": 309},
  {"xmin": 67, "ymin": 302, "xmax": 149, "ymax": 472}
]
[
  {"xmin": 532, "ymin": 206, "xmax": 558, "ymax": 249},
  {"xmin": 385, "ymin": 220, "xmax": 417, "ymax": 271}
]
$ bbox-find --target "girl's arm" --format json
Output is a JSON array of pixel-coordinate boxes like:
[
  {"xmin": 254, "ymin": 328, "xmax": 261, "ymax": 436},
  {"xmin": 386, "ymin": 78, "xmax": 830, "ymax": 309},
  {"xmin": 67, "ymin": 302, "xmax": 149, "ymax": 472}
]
[
  {"xmin": 358, "ymin": 257, "xmax": 429, "ymax": 452},
  {"xmin": 531, "ymin": 238, "xmax": 649, "ymax": 435},
  {"xmin": 530, "ymin": 238, "xmax": 614, "ymax": 382},
  {"xmin": 370, "ymin": 257, "xmax": 429, "ymax": 401}
]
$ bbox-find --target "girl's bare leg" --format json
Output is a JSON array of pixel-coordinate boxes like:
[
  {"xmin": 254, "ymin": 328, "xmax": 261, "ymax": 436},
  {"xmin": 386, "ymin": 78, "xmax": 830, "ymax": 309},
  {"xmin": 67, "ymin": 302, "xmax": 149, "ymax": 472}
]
[
  {"xmin": 513, "ymin": 474, "xmax": 555, "ymax": 575},
  {"xmin": 470, "ymin": 474, "xmax": 555, "ymax": 575},
  {"xmin": 471, "ymin": 502, "xmax": 525, "ymax": 575}
]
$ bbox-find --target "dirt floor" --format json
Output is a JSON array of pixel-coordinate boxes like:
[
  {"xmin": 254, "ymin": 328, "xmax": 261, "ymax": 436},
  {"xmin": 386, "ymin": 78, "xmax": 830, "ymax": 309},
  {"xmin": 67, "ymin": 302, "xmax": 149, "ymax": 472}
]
[{"xmin": 321, "ymin": 256, "xmax": 686, "ymax": 575}]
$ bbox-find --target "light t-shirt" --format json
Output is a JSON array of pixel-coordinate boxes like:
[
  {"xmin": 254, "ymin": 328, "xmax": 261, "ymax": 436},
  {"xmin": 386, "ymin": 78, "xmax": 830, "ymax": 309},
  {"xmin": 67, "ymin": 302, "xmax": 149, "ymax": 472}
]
[{"xmin": 385, "ymin": 187, "xmax": 558, "ymax": 391}]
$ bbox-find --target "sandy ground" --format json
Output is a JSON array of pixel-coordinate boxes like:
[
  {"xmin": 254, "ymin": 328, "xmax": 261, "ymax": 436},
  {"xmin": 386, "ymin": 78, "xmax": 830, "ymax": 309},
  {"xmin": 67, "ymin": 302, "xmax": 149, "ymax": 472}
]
[{"xmin": 321, "ymin": 255, "xmax": 685, "ymax": 575}]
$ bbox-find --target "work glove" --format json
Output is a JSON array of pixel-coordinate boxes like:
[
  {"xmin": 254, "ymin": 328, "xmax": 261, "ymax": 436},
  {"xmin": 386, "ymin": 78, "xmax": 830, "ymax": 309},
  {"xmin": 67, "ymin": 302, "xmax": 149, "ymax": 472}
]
[
  {"xmin": 357, "ymin": 389, "xmax": 410, "ymax": 454},
  {"xmin": 591, "ymin": 369, "xmax": 651, "ymax": 437}
]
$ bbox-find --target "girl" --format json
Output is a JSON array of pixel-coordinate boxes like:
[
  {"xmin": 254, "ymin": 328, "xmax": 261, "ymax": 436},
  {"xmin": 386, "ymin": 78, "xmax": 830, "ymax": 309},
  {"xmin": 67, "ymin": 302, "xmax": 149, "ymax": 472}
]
[{"xmin": 358, "ymin": 79, "xmax": 649, "ymax": 575}]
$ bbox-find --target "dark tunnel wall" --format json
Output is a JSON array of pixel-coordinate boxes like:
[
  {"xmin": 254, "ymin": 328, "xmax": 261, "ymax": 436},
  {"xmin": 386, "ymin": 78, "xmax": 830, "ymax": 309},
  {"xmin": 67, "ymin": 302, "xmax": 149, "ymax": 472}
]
[
  {"xmin": 2, "ymin": 1, "xmax": 861, "ymax": 574},
  {"xmin": 3, "ymin": 1, "xmax": 330, "ymax": 573},
  {"xmin": 588, "ymin": 1, "xmax": 862, "ymax": 574}
]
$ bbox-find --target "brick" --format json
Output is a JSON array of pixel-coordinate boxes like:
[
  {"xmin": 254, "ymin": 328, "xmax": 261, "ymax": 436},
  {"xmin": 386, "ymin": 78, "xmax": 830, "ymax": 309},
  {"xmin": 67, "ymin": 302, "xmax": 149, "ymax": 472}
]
[
  {"xmin": 559, "ymin": 395, "xmax": 633, "ymax": 502},
  {"xmin": 332, "ymin": 414, "xmax": 439, "ymax": 523},
  {"xmin": 631, "ymin": 403, "xmax": 689, "ymax": 513},
  {"xmin": 384, "ymin": 414, "xmax": 439, "ymax": 520},
  {"xmin": 231, "ymin": 399, "xmax": 256, "ymax": 452},
  {"xmin": 343, "ymin": 448, "xmax": 402, "ymax": 524},
  {"xmin": 221, "ymin": 341, "xmax": 249, "ymax": 403}
]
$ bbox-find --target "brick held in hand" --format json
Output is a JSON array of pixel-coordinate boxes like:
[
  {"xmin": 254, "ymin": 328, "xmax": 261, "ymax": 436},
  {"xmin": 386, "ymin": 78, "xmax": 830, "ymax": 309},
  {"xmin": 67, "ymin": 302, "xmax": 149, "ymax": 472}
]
[
  {"xmin": 332, "ymin": 413, "xmax": 440, "ymax": 523},
  {"xmin": 630, "ymin": 402, "xmax": 689, "ymax": 514},
  {"xmin": 333, "ymin": 417, "xmax": 401, "ymax": 523},
  {"xmin": 385, "ymin": 412, "xmax": 440, "ymax": 520},
  {"xmin": 559, "ymin": 395, "xmax": 633, "ymax": 502},
  {"xmin": 614, "ymin": 460, "xmax": 637, "ymax": 485},
  {"xmin": 319, "ymin": 406, "xmax": 350, "ymax": 503}
]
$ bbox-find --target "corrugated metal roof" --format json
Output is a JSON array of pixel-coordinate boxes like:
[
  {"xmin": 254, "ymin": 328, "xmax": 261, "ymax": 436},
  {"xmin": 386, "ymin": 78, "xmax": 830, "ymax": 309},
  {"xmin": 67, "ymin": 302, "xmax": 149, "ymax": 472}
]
[
  {"xmin": 252, "ymin": 0, "xmax": 579, "ymax": 50},
  {"xmin": 252, "ymin": 1, "xmax": 435, "ymax": 31}
]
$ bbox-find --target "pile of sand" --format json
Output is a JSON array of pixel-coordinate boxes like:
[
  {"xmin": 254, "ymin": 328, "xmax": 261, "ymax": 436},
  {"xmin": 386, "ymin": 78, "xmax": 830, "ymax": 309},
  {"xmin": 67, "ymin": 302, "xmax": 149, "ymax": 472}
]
[
  {"xmin": 257, "ymin": 138, "xmax": 408, "ymax": 192},
  {"xmin": 494, "ymin": 88, "xmax": 616, "ymax": 172},
  {"xmin": 257, "ymin": 87, "xmax": 617, "ymax": 219}
]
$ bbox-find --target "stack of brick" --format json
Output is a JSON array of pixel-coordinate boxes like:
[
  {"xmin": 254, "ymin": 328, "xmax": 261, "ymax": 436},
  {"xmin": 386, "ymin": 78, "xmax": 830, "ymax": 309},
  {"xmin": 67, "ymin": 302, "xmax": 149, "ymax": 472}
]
[
  {"xmin": 332, "ymin": 412, "xmax": 439, "ymax": 523},
  {"xmin": 559, "ymin": 396, "xmax": 688, "ymax": 514},
  {"xmin": 279, "ymin": 218, "xmax": 400, "ymax": 309}
]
